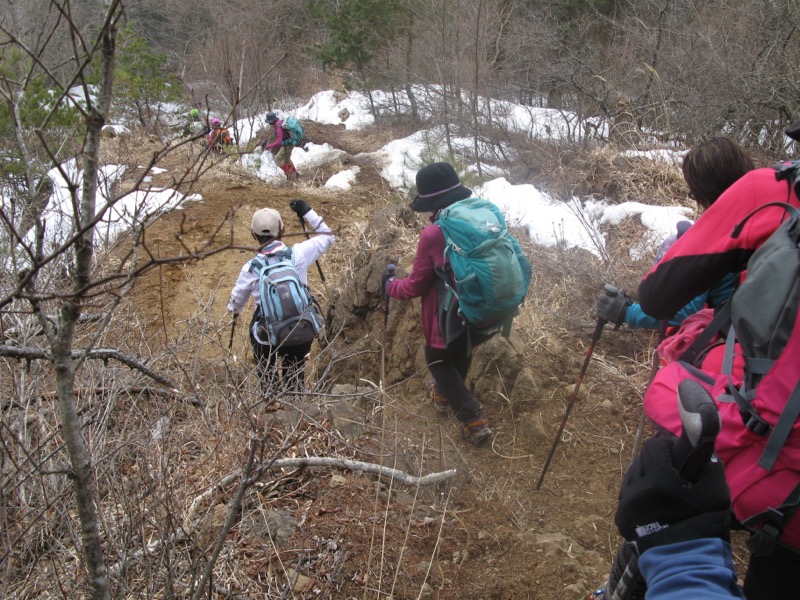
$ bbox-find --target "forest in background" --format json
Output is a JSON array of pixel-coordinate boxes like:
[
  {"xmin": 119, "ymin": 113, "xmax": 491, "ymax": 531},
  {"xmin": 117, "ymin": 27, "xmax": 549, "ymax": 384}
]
[
  {"xmin": 3, "ymin": 0, "xmax": 798, "ymax": 197},
  {"xmin": 129, "ymin": 0, "xmax": 800, "ymax": 155}
]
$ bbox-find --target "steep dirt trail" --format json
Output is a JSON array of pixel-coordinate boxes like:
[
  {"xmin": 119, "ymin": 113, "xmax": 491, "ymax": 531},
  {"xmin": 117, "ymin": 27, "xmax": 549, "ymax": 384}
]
[{"xmin": 124, "ymin": 123, "xmax": 655, "ymax": 599}]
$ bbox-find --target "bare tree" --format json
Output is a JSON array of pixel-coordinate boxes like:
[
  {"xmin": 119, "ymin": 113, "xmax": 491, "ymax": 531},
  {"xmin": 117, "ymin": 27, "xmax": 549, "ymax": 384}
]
[
  {"xmin": 0, "ymin": 1, "xmax": 248, "ymax": 596},
  {"xmin": 0, "ymin": 2, "xmax": 131, "ymax": 597}
]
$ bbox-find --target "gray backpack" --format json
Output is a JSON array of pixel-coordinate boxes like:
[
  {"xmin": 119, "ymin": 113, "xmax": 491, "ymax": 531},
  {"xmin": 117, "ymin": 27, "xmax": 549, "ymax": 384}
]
[
  {"xmin": 719, "ymin": 197, "xmax": 800, "ymax": 555},
  {"xmin": 249, "ymin": 249, "xmax": 322, "ymax": 347}
]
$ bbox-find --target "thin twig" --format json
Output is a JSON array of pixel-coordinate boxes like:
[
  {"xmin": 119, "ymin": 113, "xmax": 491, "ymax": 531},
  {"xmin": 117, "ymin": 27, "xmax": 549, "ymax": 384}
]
[{"xmin": 0, "ymin": 345, "xmax": 201, "ymax": 406}]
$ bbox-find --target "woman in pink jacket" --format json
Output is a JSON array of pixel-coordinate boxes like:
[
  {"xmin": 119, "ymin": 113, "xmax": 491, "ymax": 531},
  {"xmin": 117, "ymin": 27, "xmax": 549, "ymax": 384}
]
[
  {"xmin": 639, "ymin": 164, "xmax": 800, "ymax": 600},
  {"xmin": 384, "ymin": 163, "xmax": 493, "ymax": 445}
]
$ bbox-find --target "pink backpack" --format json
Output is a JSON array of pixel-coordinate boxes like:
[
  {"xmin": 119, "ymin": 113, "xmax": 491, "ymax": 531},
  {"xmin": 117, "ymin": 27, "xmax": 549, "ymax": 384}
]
[{"xmin": 645, "ymin": 195, "xmax": 800, "ymax": 554}]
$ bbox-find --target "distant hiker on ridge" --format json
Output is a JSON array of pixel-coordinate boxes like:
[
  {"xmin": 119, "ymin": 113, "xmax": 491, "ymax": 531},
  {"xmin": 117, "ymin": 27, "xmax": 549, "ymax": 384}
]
[
  {"xmin": 182, "ymin": 103, "xmax": 207, "ymax": 138},
  {"xmin": 262, "ymin": 111, "xmax": 303, "ymax": 180},
  {"xmin": 207, "ymin": 117, "xmax": 232, "ymax": 153}
]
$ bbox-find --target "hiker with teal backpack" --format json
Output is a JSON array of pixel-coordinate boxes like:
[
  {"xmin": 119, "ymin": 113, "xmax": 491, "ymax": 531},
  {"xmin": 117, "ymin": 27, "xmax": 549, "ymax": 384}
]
[
  {"xmin": 262, "ymin": 111, "xmax": 303, "ymax": 180},
  {"xmin": 227, "ymin": 200, "xmax": 334, "ymax": 394},
  {"xmin": 382, "ymin": 162, "xmax": 531, "ymax": 445}
]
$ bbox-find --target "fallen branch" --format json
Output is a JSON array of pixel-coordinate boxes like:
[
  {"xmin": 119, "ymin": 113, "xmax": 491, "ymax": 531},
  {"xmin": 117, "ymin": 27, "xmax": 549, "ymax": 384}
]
[
  {"xmin": 37, "ymin": 386, "xmax": 194, "ymax": 403},
  {"xmin": 109, "ymin": 456, "xmax": 457, "ymax": 578},
  {"xmin": 268, "ymin": 457, "xmax": 458, "ymax": 487},
  {"xmin": 184, "ymin": 456, "xmax": 456, "ymax": 529}
]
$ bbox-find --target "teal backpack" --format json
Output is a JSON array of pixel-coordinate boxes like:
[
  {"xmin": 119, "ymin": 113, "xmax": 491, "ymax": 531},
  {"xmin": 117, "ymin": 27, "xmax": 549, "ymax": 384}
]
[
  {"xmin": 249, "ymin": 248, "xmax": 322, "ymax": 347},
  {"xmin": 435, "ymin": 197, "xmax": 531, "ymax": 342},
  {"xmin": 281, "ymin": 116, "xmax": 304, "ymax": 146}
]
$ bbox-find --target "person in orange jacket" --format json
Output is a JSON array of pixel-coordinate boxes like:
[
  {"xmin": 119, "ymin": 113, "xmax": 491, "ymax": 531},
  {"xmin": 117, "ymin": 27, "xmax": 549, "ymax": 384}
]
[{"xmin": 207, "ymin": 117, "xmax": 232, "ymax": 152}]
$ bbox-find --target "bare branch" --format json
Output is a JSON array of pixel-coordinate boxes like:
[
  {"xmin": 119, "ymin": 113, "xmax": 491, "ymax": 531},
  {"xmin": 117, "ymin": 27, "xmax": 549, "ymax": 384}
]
[{"xmin": 0, "ymin": 345, "xmax": 199, "ymax": 405}]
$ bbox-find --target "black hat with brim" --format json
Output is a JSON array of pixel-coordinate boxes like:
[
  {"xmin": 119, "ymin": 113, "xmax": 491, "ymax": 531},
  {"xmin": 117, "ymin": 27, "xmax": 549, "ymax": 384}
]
[{"xmin": 410, "ymin": 162, "xmax": 472, "ymax": 212}]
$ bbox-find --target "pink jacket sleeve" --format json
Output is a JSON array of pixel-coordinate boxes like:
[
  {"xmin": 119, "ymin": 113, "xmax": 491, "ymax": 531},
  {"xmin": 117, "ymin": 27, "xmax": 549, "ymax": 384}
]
[
  {"xmin": 387, "ymin": 225, "xmax": 448, "ymax": 348},
  {"xmin": 388, "ymin": 225, "xmax": 441, "ymax": 300},
  {"xmin": 264, "ymin": 121, "xmax": 286, "ymax": 150}
]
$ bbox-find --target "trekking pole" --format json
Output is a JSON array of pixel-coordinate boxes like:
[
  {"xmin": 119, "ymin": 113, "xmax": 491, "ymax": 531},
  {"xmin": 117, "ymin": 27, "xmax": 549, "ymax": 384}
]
[
  {"xmin": 297, "ymin": 213, "xmax": 326, "ymax": 283},
  {"xmin": 601, "ymin": 379, "xmax": 721, "ymax": 600},
  {"xmin": 380, "ymin": 265, "xmax": 395, "ymax": 397},
  {"xmin": 535, "ymin": 284, "xmax": 619, "ymax": 490},
  {"xmin": 228, "ymin": 313, "xmax": 239, "ymax": 361}
]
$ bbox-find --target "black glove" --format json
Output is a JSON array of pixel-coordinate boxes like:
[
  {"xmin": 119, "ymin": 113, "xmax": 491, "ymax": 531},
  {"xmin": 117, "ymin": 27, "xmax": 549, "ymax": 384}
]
[
  {"xmin": 290, "ymin": 199, "xmax": 312, "ymax": 217},
  {"xmin": 595, "ymin": 292, "xmax": 631, "ymax": 326},
  {"xmin": 615, "ymin": 435, "xmax": 731, "ymax": 554},
  {"xmin": 381, "ymin": 264, "xmax": 397, "ymax": 296}
]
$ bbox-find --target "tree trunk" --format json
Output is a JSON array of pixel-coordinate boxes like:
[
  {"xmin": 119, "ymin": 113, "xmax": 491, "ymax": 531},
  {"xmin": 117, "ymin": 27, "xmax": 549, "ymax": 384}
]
[
  {"xmin": 472, "ymin": 0, "xmax": 483, "ymax": 177},
  {"xmin": 48, "ymin": 5, "xmax": 122, "ymax": 599},
  {"xmin": 404, "ymin": 31, "xmax": 418, "ymax": 119}
]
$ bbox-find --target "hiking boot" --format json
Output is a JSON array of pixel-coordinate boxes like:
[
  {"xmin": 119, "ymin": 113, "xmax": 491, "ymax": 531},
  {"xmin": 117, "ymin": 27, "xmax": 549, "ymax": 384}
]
[
  {"xmin": 427, "ymin": 379, "xmax": 450, "ymax": 414},
  {"xmin": 462, "ymin": 416, "xmax": 492, "ymax": 446}
]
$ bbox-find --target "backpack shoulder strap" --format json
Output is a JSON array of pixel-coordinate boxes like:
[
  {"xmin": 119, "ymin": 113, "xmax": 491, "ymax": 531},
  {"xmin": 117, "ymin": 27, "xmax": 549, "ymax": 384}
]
[
  {"xmin": 678, "ymin": 301, "xmax": 732, "ymax": 365},
  {"xmin": 248, "ymin": 247, "xmax": 292, "ymax": 274},
  {"xmin": 719, "ymin": 317, "xmax": 800, "ymax": 473},
  {"xmin": 269, "ymin": 247, "xmax": 292, "ymax": 263},
  {"xmin": 720, "ymin": 324, "xmax": 773, "ymax": 438},
  {"xmin": 249, "ymin": 254, "xmax": 267, "ymax": 275},
  {"xmin": 731, "ymin": 201, "xmax": 799, "ymax": 238},
  {"xmin": 759, "ymin": 380, "xmax": 800, "ymax": 470}
]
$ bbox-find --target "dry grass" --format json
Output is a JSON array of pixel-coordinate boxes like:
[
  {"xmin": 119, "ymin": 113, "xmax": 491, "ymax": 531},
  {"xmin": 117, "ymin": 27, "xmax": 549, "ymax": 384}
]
[
  {"xmin": 508, "ymin": 138, "xmax": 689, "ymax": 208},
  {"xmin": 1, "ymin": 129, "xmax": 701, "ymax": 598}
]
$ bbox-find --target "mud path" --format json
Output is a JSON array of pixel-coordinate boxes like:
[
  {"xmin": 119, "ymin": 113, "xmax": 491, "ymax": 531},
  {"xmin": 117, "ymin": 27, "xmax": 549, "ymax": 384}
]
[{"xmin": 121, "ymin": 124, "xmax": 659, "ymax": 599}]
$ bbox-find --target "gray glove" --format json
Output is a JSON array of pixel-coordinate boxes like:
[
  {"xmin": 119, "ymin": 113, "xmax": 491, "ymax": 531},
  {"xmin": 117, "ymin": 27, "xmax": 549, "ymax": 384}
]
[{"xmin": 596, "ymin": 292, "xmax": 631, "ymax": 326}]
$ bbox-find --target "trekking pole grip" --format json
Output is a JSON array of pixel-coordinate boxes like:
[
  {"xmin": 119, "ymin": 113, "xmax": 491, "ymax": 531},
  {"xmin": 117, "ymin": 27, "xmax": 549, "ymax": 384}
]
[
  {"xmin": 592, "ymin": 283, "xmax": 620, "ymax": 339},
  {"xmin": 673, "ymin": 379, "xmax": 721, "ymax": 482},
  {"xmin": 605, "ymin": 379, "xmax": 721, "ymax": 600}
]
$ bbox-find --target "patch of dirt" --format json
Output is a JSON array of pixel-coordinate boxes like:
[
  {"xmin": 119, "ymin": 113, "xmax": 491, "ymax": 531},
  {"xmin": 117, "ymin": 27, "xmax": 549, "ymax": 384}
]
[{"xmin": 114, "ymin": 126, "xmax": 692, "ymax": 599}]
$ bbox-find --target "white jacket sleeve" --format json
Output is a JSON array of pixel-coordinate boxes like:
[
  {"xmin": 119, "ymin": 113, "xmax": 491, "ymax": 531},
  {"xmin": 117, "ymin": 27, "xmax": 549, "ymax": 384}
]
[
  {"xmin": 227, "ymin": 261, "xmax": 258, "ymax": 314},
  {"xmin": 290, "ymin": 209, "xmax": 335, "ymax": 285}
]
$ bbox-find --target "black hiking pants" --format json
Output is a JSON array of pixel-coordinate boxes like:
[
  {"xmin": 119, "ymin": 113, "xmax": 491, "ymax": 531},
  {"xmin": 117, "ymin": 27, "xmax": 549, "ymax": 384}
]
[
  {"xmin": 425, "ymin": 330, "xmax": 491, "ymax": 424},
  {"xmin": 250, "ymin": 319, "xmax": 311, "ymax": 396},
  {"xmin": 743, "ymin": 541, "xmax": 799, "ymax": 600}
]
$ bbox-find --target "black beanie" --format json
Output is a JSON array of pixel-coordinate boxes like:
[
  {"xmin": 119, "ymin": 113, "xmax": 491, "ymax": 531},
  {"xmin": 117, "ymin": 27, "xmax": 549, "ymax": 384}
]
[{"xmin": 410, "ymin": 162, "xmax": 472, "ymax": 212}]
